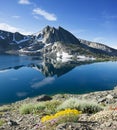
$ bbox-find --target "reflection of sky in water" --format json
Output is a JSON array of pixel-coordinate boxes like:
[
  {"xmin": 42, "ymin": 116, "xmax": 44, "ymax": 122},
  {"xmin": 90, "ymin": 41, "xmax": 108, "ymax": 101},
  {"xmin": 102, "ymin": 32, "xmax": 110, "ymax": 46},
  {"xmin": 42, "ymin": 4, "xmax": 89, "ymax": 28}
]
[
  {"xmin": 31, "ymin": 77, "xmax": 55, "ymax": 89},
  {"xmin": 0, "ymin": 55, "xmax": 117, "ymax": 105},
  {"xmin": 16, "ymin": 92, "xmax": 28, "ymax": 98}
]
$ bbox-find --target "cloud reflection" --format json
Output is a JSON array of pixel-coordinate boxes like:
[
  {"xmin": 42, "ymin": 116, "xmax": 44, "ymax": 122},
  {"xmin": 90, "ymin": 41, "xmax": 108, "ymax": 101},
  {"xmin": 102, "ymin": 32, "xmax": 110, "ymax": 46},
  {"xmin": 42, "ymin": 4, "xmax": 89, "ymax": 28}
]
[
  {"xmin": 16, "ymin": 92, "xmax": 28, "ymax": 97},
  {"xmin": 31, "ymin": 77, "xmax": 55, "ymax": 89},
  {"xmin": 0, "ymin": 70, "xmax": 10, "ymax": 73}
]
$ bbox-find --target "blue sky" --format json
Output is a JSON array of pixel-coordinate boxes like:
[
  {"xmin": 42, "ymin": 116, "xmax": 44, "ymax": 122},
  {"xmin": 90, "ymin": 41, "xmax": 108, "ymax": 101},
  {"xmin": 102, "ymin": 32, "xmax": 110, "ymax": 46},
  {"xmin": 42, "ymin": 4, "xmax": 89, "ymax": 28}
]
[{"xmin": 0, "ymin": 0, "xmax": 117, "ymax": 48}]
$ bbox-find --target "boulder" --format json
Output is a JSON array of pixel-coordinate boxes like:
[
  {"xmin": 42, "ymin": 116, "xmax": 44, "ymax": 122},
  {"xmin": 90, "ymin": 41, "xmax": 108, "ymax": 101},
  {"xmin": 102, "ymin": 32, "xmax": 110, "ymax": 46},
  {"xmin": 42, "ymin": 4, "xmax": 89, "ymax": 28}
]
[
  {"xmin": 106, "ymin": 94, "xmax": 113, "ymax": 99},
  {"xmin": 7, "ymin": 120, "xmax": 18, "ymax": 126},
  {"xmin": 97, "ymin": 97, "xmax": 106, "ymax": 103}
]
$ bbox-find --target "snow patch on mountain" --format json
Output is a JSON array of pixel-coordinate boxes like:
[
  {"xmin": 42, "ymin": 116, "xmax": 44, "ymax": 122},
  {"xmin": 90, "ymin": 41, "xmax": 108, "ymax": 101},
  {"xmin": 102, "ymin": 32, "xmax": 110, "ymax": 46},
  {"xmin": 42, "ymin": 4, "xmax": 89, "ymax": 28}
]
[
  {"xmin": 16, "ymin": 38, "xmax": 30, "ymax": 44},
  {"xmin": 44, "ymin": 43, "xmax": 53, "ymax": 47},
  {"xmin": 12, "ymin": 33, "xmax": 30, "ymax": 44},
  {"xmin": 57, "ymin": 52, "xmax": 73, "ymax": 62},
  {"xmin": 33, "ymin": 31, "xmax": 44, "ymax": 42},
  {"xmin": 19, "ymin": 48, "xmax": 41, "ymax": 53},
  {"xmin": 57, "ymin": 52, "xmax": 72, "ymax": 58},
  {"xmin": 77, "ymin": 55, "xmax": 95, "ymax": 61}
]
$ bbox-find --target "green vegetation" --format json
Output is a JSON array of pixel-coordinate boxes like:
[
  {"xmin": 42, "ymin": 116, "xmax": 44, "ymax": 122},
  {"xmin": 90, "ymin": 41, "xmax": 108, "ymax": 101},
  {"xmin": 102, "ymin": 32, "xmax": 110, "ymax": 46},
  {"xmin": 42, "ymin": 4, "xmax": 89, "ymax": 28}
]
[
  {"xmin": 43, "ymin": 100, "xmax": 61, "ymax": 114},
  {"xmin": 19, "ymin": 98, "xmax": 102, "ymax": 116},
  {"xmin": 1, "ymin": 94, "xmax": 115, "ymax": 130},
  {"xmin": 19, "ymin": 103, "xmax": 33, "ymax": 114},
  {"xmin": 18, "ymin": 97, "xmax": 105, "ymax": 129},
  {"xmin": 57, "ymin": 98, "xmax": 103, "ymax": 114},
  {"xmin": 19, "ymin": 103, "xmax": 45, "ymax": 114},
  {"xmin": 0, "ymin": 119, "xmax": 5, "ymax": 127},
  {"xmin": 19, "ymin": 100, "xmax": 61, "ymax": 115}
]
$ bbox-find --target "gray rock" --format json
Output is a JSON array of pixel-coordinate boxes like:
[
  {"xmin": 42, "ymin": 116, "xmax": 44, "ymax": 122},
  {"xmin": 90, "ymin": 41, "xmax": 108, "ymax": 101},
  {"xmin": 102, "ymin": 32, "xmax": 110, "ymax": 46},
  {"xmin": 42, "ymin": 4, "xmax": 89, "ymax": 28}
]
[
  {"xmin": 97, "ymin": 97, "xmax": 106, "ymax": 103},
  {"xmin": 7, "ymin": 120, "xmax": 18, "ymax": 126},
  {"xmin": 106, "ymin": 94, "xmax": 113, "ymax": 99},
  {"xmin": 113, "ymin": 93, "xmax": 117, "ymax": 98}
]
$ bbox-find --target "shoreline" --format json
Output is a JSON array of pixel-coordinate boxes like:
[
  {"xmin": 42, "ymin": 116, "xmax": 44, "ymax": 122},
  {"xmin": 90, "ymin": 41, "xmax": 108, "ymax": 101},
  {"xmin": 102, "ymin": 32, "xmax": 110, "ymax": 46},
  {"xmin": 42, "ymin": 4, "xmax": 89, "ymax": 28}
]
[
  {"xmin": 11, "ymin": 86, "xmax": 117, "ymax": 105},
  {"xmin": 0, "ymin": 86, "xmax": 115, "ymax": 106},
  {"xmin": 0, "ymin": 87, "xmax": 117, "ymax": 130}
]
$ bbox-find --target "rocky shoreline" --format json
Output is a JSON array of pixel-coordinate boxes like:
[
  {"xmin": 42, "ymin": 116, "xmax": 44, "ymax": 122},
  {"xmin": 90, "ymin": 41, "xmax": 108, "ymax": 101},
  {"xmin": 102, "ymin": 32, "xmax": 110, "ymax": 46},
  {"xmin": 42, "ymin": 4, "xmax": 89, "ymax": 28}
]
[{"xmin": 0, "ymin": 87, "xmax": 117, "ymax": 130}]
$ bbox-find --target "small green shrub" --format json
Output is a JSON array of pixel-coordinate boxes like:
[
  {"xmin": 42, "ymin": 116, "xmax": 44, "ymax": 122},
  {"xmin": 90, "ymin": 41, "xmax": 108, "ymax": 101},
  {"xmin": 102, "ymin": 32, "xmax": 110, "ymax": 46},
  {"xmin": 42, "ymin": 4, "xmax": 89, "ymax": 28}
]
[
  {"xmin": 19, "ymin": 103, "xmax": 47, "ymax": 114},
  {"xmin": 57, "ymin": 98, "xmax": 103, "ymax": 114},
  {"xmin": 44, "ymin": 100, "xmax": 61, "ymax": 114},
  {"xmin": 33, "ymin": 104, "xmax": 46, "ymax": 114},
  {"xmin": 19, "ymin": 100, "xmax": 61, "ymax": 115},
  {"xmin": 57, "ymin": 98, "xmax": 79, "ymax": 110},
  {"xmin": 19, "ymin": 103, "xmax": 34, "ymax": 114},
  {"xmin": 78, "ymin": 103, "xmax": 103, "ymax": 114}
]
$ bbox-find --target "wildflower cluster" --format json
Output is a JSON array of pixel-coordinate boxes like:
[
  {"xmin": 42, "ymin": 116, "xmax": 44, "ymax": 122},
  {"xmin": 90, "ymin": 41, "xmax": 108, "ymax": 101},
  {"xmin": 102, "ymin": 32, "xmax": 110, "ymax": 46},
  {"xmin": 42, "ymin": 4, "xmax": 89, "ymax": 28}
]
[{"xmin": 41, "ymin": 108, "xmax": 82, "ymax": 122}]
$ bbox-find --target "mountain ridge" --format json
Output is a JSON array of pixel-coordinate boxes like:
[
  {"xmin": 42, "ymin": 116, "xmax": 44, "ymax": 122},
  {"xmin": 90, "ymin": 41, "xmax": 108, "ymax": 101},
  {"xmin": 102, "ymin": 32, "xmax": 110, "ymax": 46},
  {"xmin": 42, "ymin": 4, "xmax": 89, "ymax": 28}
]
[{"xmin": 0, "ymin": 26, "xmax": 117, "ymax": 59}]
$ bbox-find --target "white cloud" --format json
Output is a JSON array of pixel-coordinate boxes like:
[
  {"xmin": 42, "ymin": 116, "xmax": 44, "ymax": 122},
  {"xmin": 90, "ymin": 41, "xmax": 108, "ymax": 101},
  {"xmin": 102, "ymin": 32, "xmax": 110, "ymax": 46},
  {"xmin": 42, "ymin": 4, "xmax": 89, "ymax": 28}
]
[
  {"xmin": 0, "ymin": 23, "xmax": 20, "ymax": 32},
  {"xmin": 0, "ymin": 23, "xmax": 32, "ymax": 35},
  {"xmin": 18, "ymin": 0, "xmax": 30, "ymax": 4},
  {"xmin": 31, "ymin": 77, "xmax": 55, "ymax": 89},
  {"xmin": 33, "ymin": 8, "xmax": 57, "ymax": 21},
  {"xmin": 12, "ymin": 15, "xmax": 20, "ymax": 19}
]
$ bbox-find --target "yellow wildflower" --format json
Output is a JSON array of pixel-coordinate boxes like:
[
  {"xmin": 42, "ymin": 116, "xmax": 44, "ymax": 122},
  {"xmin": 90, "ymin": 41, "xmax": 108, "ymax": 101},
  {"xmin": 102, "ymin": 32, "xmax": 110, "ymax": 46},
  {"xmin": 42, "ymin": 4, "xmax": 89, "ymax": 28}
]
[{"xmin": 41, "ymin": 109, "xmax": 82, "ymax": 122}]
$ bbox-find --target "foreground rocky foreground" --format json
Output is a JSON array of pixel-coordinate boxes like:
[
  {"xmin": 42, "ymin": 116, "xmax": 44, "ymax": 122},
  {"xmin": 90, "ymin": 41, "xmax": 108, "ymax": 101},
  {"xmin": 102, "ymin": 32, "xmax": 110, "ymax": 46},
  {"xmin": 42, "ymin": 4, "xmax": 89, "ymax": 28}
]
[{"xmin": 0, "ymin": 87, "xmax": 117, "ymax": 130}]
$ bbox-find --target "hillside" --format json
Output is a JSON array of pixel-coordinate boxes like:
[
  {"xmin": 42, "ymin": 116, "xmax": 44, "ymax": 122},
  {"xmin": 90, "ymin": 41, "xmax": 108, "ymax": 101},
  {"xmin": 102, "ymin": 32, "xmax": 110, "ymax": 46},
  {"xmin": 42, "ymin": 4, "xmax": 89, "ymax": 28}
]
[{"xmin": 0, "ymin": 87, "xmax": 117, "ymax": 130}]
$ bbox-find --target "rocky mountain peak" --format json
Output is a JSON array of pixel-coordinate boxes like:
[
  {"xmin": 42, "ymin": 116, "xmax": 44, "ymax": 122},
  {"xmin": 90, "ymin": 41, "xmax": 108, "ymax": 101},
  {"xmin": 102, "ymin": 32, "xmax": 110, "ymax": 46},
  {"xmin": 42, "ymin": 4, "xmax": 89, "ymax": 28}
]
[
  {"xmin": 43, "ymin": 25, "xmax": 54, "ymax": 32},
  {"xmin": 1, "ymin": 25, "xmax": 117, "ymax": 57},
  {"xmin": 36, "ymin": 26, "xmax": 80, "ymax": 44}
]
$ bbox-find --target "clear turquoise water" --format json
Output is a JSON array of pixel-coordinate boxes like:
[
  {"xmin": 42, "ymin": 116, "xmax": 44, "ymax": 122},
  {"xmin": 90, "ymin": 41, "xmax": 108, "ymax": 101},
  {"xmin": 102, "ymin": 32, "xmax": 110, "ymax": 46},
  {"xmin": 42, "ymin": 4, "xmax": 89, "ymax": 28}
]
[{"xmin": 0, "ymin": 55, "xmax": 117, "ymax": 105}]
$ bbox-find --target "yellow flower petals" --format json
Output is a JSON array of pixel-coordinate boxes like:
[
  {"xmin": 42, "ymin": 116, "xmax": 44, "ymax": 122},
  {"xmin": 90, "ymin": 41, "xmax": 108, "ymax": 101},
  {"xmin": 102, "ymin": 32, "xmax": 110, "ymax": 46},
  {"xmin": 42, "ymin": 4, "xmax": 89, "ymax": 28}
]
[{"xmin": 41, "ymin": 109, "xmax": 82, "ymax": 122}]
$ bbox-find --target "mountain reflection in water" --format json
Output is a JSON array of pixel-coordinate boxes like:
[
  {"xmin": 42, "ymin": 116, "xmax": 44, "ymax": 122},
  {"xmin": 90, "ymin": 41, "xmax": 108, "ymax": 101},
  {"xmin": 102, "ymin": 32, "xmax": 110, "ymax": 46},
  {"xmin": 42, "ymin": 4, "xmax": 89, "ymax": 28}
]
[{"xmin": 0, "ymin": 55, "xmax": 117, "ymax": 105}]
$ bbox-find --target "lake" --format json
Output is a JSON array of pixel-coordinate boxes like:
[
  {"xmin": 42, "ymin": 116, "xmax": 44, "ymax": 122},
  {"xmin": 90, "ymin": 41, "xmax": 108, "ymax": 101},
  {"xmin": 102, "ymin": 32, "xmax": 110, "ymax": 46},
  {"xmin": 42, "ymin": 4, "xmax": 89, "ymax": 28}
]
[{"xmin": 0, "ymin": 55, "xmax": 117, "ymax": 105}]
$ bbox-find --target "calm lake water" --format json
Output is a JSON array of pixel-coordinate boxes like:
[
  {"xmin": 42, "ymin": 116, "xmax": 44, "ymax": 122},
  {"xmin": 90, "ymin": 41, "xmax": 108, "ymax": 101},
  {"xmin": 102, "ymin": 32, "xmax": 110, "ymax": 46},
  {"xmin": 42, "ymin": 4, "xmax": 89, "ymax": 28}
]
[{"xmin": 0, "ymin": 55, "xmax": 117, "ymax": 105}]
